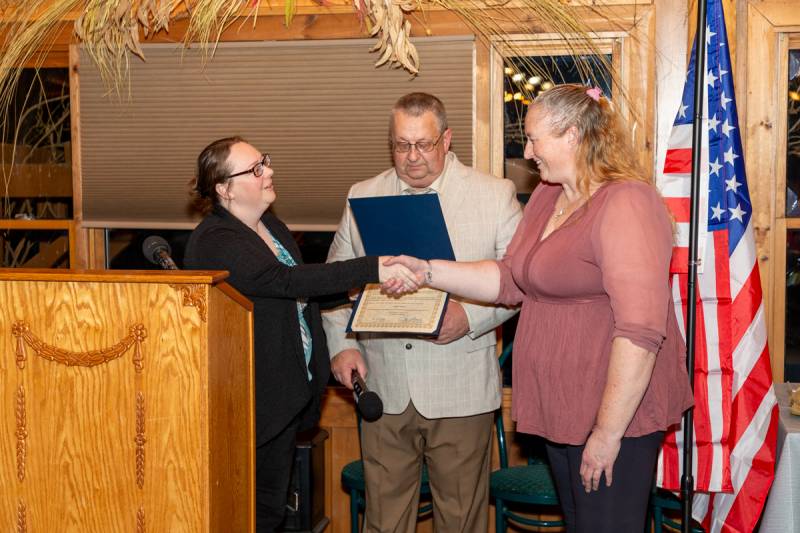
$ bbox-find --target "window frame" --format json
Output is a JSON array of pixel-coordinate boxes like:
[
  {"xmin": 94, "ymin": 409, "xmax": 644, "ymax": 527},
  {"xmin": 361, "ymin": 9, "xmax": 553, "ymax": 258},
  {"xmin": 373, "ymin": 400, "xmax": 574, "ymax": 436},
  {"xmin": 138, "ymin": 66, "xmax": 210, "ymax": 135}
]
[{"xmin": 771, "ymin": 34, "xmax": 800, "ymax": 382}]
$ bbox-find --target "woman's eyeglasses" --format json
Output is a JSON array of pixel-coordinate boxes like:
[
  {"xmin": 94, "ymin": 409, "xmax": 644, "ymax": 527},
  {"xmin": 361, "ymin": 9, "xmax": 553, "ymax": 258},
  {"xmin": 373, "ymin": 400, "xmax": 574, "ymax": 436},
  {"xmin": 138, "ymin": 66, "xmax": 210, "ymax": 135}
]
[{"xmin": 228, "ymin": 153, "xmax": 271, "ymax": 179}]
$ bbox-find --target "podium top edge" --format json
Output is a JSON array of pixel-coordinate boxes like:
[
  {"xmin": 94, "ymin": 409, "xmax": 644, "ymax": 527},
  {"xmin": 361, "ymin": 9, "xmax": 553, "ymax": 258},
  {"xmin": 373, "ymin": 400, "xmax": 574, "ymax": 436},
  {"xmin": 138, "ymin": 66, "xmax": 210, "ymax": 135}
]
[{"xmin": 0, "ymin": 268, "xmax": 230, "ymax": 284}]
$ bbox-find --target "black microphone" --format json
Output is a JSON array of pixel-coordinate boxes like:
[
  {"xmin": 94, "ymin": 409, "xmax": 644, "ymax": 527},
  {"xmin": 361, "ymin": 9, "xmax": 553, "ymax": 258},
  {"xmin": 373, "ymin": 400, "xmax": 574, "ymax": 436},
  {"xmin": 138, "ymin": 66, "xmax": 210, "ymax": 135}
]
[
  {"xmin": 351, "ymin": 369, "xmax": 383, "ymax": 422},
  {"xmin": 142, "ymin": 236, "xmax": 178, "ymax": 270}
]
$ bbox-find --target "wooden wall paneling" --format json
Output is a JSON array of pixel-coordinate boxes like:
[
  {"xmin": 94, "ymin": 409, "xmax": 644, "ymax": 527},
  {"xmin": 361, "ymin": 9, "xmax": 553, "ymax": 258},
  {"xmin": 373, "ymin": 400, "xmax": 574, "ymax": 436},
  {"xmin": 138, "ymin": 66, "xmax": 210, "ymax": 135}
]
[
  {"xmin": 618, "ymin": 6, "xmax": 656, "ymax": 176},
  {"xmin": 745, "ymin": 3, "xmax": 780, "ymax": 379},
  {"xmin": 735, "ymin": 0, "xmax": 749, "ymax": 131},
  {"xmin": 474, "ymin": 39, "xmax": 492, "ymax": 174},
  {"xmin": 68, "ymin": 44, "xmax": 88, "ymax": 269},
  {"xmin": 85, "ymin": 228, "xmax": 106, "ymax": 269},
  {"xmin": 489, "ymin": 43, "xmax": 505, "ymax": 180}
]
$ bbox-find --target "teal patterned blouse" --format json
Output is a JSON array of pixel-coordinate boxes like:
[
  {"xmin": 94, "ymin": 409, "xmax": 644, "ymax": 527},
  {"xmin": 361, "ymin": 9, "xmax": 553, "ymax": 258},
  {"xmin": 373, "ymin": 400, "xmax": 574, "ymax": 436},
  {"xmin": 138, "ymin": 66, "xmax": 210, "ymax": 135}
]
[{"xmin": 267, "ymin": 230, "xmax": 313, "ymax": 381}]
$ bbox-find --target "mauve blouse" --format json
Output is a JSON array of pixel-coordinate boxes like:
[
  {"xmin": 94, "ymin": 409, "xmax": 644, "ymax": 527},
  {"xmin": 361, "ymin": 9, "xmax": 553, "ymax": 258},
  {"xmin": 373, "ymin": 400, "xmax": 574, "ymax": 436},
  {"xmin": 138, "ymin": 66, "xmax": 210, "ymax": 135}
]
[{"xmin": 496, "ymin": 180, "xmax": 694, "ymax": 445}]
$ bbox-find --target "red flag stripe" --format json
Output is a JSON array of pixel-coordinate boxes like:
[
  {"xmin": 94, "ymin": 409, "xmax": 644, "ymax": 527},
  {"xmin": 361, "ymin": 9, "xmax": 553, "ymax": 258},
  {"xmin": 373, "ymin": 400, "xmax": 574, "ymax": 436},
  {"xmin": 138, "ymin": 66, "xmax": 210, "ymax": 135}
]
[
  {"xmin": 664, "ymin": 148, "xmax": 693, "ymax": 174},
  {"xmin": 710, "ymin": 403, "xmax": 779, "ymax": 533},
  {"xmin": 665, "ymin": 197, "xmax": 691, "ymax": 223},
  {"xmin": 670, "ymin": 247, "xmax": 689, "ymax": 274},
  {"xmin": 727, "ymin": 344, "xmax": 772, "ymax": 450},
  {"xmin": 712, "ymin": 231, "xmax": 734, "ymax": 491},
  {"xmin": 688, "ymin": 274, "xmax": 716, "ymax": 489},
  {"xmin": 730, "ymin": 264, "xmax": 763, "ymax": 350}
]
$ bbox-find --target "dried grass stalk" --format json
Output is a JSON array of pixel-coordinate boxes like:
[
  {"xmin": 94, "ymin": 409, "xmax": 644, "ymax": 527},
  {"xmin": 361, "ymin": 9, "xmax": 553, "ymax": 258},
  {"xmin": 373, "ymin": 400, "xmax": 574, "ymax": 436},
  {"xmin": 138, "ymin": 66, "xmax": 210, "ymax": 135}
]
[
  {"xmin": 0, "ymin": 0, "xmax": 624, "ymax": 119},
  {"xmin": 356, "ymin": 0, "xmax": 420, "ymax": 74},
  {"xmin": 74, "ymin": 0, "xmax": 185, "ymax": 95},
  {"xmin": 181, "ymin": 0, "xmax": 249, "ymax": 59}
]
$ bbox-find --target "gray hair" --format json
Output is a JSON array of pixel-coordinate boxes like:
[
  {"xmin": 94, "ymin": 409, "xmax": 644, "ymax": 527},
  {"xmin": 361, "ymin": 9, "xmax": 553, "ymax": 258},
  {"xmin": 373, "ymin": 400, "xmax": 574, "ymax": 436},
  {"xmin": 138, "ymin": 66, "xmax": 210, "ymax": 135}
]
[{"xmin": 389, "ymin": 92, "xmax": 449, "ymax": 134}]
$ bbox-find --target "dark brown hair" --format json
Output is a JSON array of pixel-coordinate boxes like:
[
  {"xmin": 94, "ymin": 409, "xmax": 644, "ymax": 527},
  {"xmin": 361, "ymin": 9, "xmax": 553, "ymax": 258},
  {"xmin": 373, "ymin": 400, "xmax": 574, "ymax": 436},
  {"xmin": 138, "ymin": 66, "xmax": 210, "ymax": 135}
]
[{"xmin": 191, "ymin": 136, "xmax": 245, "ymax": 212}]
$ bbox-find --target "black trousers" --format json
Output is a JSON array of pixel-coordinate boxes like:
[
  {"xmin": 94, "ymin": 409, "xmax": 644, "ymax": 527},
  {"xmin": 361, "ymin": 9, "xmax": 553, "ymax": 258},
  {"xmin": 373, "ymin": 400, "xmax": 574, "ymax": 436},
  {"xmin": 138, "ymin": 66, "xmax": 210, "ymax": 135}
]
[
  {"xmin": 256, "ymin": 420, "xmax": 299, "ymax": 533},
  {"xmin": 545, "ymin": 431, "xmax": 664, "ymax": 533}
]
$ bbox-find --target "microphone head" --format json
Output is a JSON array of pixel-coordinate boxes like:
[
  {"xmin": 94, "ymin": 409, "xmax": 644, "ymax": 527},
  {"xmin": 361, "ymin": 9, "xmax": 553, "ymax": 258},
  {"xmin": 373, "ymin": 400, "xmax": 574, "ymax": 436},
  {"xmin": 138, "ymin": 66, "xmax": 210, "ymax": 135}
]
[
  {"xmin": 357, "ymin": 391, "xmax": 384, "ymax": 422},
  {"xmin": 142, "ymin": 236, "xmax": 171, "ymax": 264}
]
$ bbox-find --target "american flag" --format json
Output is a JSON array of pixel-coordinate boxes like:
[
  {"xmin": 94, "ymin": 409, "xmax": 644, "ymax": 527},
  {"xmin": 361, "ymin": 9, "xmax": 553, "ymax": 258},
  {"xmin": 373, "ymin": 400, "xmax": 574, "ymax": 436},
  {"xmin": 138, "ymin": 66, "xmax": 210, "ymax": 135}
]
[{"xmin": 655, "ymin": 0, "xmax": 779, "ymax": 531}]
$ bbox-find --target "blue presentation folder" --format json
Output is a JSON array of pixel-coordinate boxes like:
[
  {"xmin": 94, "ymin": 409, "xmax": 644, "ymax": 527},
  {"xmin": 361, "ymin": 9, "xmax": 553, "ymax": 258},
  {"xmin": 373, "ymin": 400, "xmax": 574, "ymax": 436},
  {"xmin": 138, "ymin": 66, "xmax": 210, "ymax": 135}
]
[
  {"xmin": 347, "ymin": 194, "xmax": 454, "ymax": 336},
  {"xmin": 348, "ymin": 194, "xmax": 456, "ymax": 260}
]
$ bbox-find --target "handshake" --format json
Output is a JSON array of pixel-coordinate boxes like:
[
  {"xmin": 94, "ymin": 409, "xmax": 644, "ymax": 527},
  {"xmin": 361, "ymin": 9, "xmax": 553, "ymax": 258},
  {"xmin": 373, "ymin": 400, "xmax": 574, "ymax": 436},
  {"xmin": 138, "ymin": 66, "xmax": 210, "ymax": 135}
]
[{"xmin": 377, "ymin": 255, "xmax": 432, "ymax": 294}]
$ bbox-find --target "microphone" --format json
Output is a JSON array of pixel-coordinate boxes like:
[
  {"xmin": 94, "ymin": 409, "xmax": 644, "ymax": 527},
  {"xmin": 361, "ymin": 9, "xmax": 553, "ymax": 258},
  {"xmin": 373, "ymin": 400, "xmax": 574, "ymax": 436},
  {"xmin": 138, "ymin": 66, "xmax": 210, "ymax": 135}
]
[
  {"xmin": 351, "ymin": 369, "xmax": 383, "ymax": 422},
  {"xmin": 142, "ymin": 236, "xmax": 178, "ymax": 270}
]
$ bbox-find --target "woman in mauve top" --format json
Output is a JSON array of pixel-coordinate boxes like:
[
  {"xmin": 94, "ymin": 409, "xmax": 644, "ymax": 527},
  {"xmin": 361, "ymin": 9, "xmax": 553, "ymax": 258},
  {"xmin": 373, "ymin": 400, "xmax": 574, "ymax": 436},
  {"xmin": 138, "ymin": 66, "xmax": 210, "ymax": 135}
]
[{"xmin": 387, "ymin": 84, "xmax": 694, "ymax": 532}]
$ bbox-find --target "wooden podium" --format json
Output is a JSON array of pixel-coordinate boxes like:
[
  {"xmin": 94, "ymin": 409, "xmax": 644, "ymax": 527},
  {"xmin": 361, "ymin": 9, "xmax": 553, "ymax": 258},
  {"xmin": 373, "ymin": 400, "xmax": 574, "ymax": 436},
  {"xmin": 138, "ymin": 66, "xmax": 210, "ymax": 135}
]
[{"xmin": 0, "ymin": 270, "xmax": 254, "ymax": 532}]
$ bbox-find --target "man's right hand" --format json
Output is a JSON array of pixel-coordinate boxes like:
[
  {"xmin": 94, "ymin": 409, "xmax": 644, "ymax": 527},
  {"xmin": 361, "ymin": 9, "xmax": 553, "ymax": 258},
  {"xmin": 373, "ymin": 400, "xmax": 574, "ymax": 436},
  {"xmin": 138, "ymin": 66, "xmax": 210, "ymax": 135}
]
[{"xmin": 331, "ymin": 349, "xmax": 367, "ymax": 390}]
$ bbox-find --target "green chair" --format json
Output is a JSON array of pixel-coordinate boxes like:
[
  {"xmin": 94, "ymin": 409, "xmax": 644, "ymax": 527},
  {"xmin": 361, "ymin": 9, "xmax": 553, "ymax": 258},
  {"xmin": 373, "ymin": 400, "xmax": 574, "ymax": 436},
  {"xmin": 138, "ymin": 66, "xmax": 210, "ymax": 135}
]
[
  {"xmin": 340, "ymin": 416, "xmax": 433, "ymax": 533},
  {"xmin": 491, "ymin": 342, "xmax": 564, "ymax": 532},
  {"xmin": 648, "ymin": 488, "xmax": 705, "ymax": 532}
]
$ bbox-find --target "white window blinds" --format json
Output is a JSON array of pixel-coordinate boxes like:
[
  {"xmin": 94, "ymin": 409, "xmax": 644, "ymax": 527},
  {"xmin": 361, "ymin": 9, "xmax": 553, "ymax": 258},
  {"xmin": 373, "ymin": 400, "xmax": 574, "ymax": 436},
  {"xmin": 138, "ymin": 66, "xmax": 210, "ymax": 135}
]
[{"xmin": 78, "ymin": 37, "xmax": 474, "ymax": 230}]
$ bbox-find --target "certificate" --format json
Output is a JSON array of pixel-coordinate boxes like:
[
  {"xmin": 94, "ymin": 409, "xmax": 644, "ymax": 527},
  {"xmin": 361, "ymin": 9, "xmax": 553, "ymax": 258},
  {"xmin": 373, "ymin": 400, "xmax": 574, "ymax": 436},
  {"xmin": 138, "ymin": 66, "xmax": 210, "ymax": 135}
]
[
  {"xmin": 347, "ymin": 284, "xmax": 448, "ymax": 335},
  {"xmin": 347, "ymin": 194, "xmax": 454, "ymax": 334}
]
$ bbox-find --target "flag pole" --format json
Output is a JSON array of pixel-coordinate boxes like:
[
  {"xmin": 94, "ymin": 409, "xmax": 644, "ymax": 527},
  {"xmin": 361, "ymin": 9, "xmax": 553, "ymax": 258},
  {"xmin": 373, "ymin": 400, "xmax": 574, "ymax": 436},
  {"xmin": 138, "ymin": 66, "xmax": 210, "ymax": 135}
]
[{"xmin": 682, "ymin": 0, "xmax": 708, "ymax": 530}]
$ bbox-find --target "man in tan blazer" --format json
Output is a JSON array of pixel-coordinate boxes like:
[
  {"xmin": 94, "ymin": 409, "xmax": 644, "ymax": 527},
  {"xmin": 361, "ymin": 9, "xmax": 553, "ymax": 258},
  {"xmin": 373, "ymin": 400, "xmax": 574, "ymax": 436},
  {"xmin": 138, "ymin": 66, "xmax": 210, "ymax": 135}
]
[{"xmin": 323, "ymin": 92, "xmax": 522, "ymax": 532}]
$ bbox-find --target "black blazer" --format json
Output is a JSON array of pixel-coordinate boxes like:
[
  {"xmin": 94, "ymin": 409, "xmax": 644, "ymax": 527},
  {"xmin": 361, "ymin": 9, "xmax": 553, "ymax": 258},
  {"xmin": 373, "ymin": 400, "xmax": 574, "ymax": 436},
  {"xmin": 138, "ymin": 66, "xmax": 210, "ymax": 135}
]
[{"xmin": 184, "ymin": 204, "xmax": 378, "ymax": 445}]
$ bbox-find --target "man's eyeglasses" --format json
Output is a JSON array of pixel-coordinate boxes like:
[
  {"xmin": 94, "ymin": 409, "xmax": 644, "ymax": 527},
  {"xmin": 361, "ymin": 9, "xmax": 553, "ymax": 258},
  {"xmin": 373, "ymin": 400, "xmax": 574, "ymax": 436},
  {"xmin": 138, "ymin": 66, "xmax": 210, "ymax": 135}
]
[
  {"xmin": 228, "ymin": 153, "xmax": 271, "ymax": 179},
  {"xmin": 391, "ymin": 132, "xmax": 445, "ymax": 154}
]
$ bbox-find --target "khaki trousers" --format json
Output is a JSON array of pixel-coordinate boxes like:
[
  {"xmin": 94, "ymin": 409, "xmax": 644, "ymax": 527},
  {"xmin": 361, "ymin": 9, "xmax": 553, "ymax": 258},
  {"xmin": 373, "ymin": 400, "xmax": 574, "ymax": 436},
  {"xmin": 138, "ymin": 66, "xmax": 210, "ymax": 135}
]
[{"xmin": 360, "ymin": 402, "xmax": 494, "ymax": 533}]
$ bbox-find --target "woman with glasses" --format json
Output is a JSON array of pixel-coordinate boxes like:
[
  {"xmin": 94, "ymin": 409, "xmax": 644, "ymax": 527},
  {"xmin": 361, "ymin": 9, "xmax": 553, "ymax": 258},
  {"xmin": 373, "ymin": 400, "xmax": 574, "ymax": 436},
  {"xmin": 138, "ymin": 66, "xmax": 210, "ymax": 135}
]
[{"xmin": 184, "ymin": 136, "xmax": 418, "ymax": 532}]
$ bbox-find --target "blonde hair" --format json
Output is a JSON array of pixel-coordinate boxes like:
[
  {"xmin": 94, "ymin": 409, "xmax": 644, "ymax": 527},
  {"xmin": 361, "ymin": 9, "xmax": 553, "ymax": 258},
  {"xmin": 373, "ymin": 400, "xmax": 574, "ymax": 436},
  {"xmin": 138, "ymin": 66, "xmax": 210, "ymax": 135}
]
[{"xmin": 531, "ymin": 84, "xmax": 648, "ymax": 198}]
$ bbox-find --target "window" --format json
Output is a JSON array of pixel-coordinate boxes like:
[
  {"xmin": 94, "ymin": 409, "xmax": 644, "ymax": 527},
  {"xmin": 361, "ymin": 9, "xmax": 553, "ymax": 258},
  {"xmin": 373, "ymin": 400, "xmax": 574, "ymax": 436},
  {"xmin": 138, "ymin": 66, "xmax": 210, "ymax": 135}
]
[
  {"xmin": 0, "ymin": 67, "xmax": 73, "ymax": 267},
  {"xmin": 502, "ymin": 53, "xmax": 612, "ymax": 203},
  {"xmin": 783, "ymin": 45, "xmax": 800, "ymax": 380}
]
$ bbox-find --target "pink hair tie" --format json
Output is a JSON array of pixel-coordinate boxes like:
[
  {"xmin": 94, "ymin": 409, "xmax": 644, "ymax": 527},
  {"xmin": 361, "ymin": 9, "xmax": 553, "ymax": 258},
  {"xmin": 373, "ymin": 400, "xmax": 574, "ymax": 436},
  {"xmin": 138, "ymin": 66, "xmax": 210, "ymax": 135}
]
[{"xmin": 586, "ymin": 87, "xmax": 602, "ymax": 102}]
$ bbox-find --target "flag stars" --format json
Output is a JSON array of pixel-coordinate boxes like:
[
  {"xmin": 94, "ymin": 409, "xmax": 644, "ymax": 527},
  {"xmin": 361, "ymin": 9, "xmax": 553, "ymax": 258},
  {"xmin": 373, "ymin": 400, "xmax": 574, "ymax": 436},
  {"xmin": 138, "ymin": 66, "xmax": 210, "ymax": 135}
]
[
  {"xmin": 711, "ymin": 203, "xmax": 725, "ymax": 221},
  {"xmin": 708, "ymin": 114, "xmax": 720, "ymax": 132},
  {"xmin": 724, "ymin": 147, "xmax": 739, "ymax": 166},
  {"xmin": 719, "ymin": 68, "xmax": 728, "ymax": 78},
  {"xmin": 710, "ymin": 158, "xmax": 723, "ymax": 177},
  {"xmin": 707, "ymin": 70, "xmax": 718, "ymax": 88},
  {"xmin": 721, "ymin": 119, "xmax": 735, "ymax": 137},
  {"xmin": 720, "ymin": 91, "xmax": 732, "ymax": 108},
  {"xmin": 728, "ymin": 203, "xmax": 746, "ymax": 223},
  {"xmin": 706, "ymin": 26, "xmax": 716, "ymax": 45},
  {"xmin": 678, "ymin": 103, "xmax": 689, "ymax": 119},
  {"xmin": 725, "ymin": 175, "xmax": 742, "ymax": 193}
]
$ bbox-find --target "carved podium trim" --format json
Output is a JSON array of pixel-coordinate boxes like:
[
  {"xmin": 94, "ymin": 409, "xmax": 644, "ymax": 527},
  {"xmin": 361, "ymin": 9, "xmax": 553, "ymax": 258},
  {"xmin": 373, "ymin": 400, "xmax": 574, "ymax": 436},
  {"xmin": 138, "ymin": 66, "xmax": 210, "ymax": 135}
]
[
  {"xmin": 137, "ymin": 506, "xmax": 145, "ymax": 533},
  {"xmin": 17, "ymin": 500, "xmax": 26, "ymax": 533},
  {"xmin": 170, "ymin": 284, "xmax": 208, "ymax": 322},
  {"xmin": 12, "ymin": 321, "xmax": 146, "ymax": 372},
  {"xmin": 16, "ymin": 386, "xmax": 26, "ymax": 482},
  {"xmin": 135, "ymin": 392, "xmax": 146, "ymax": 489}
]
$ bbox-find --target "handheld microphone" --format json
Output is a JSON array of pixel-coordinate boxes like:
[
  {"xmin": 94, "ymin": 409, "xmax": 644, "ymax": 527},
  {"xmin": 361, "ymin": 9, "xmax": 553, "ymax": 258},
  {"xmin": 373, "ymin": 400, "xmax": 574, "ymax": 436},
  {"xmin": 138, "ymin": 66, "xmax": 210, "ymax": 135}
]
[
  {"xmin": 351, "ymin": 369, "xmax": 383, "ymax": 422},
  {"xmin": 143, "ymin": 236, "xmax": 178, "ymax": 270}
]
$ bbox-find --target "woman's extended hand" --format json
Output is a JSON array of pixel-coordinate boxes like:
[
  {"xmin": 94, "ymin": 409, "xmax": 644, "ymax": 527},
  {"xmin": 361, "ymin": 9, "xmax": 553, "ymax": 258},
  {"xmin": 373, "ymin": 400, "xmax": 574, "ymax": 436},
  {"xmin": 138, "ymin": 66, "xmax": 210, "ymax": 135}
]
[
  {"xmin": 380, "ymin": 255, "xmax": 429, "ymax": 294},
  {"xmin": 378, "ymin": 256, "xmax": 422, "ymax": 293},
  {"xmin": 579, "ymin": 427, "xmax": 622, "ymax": 492}
]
